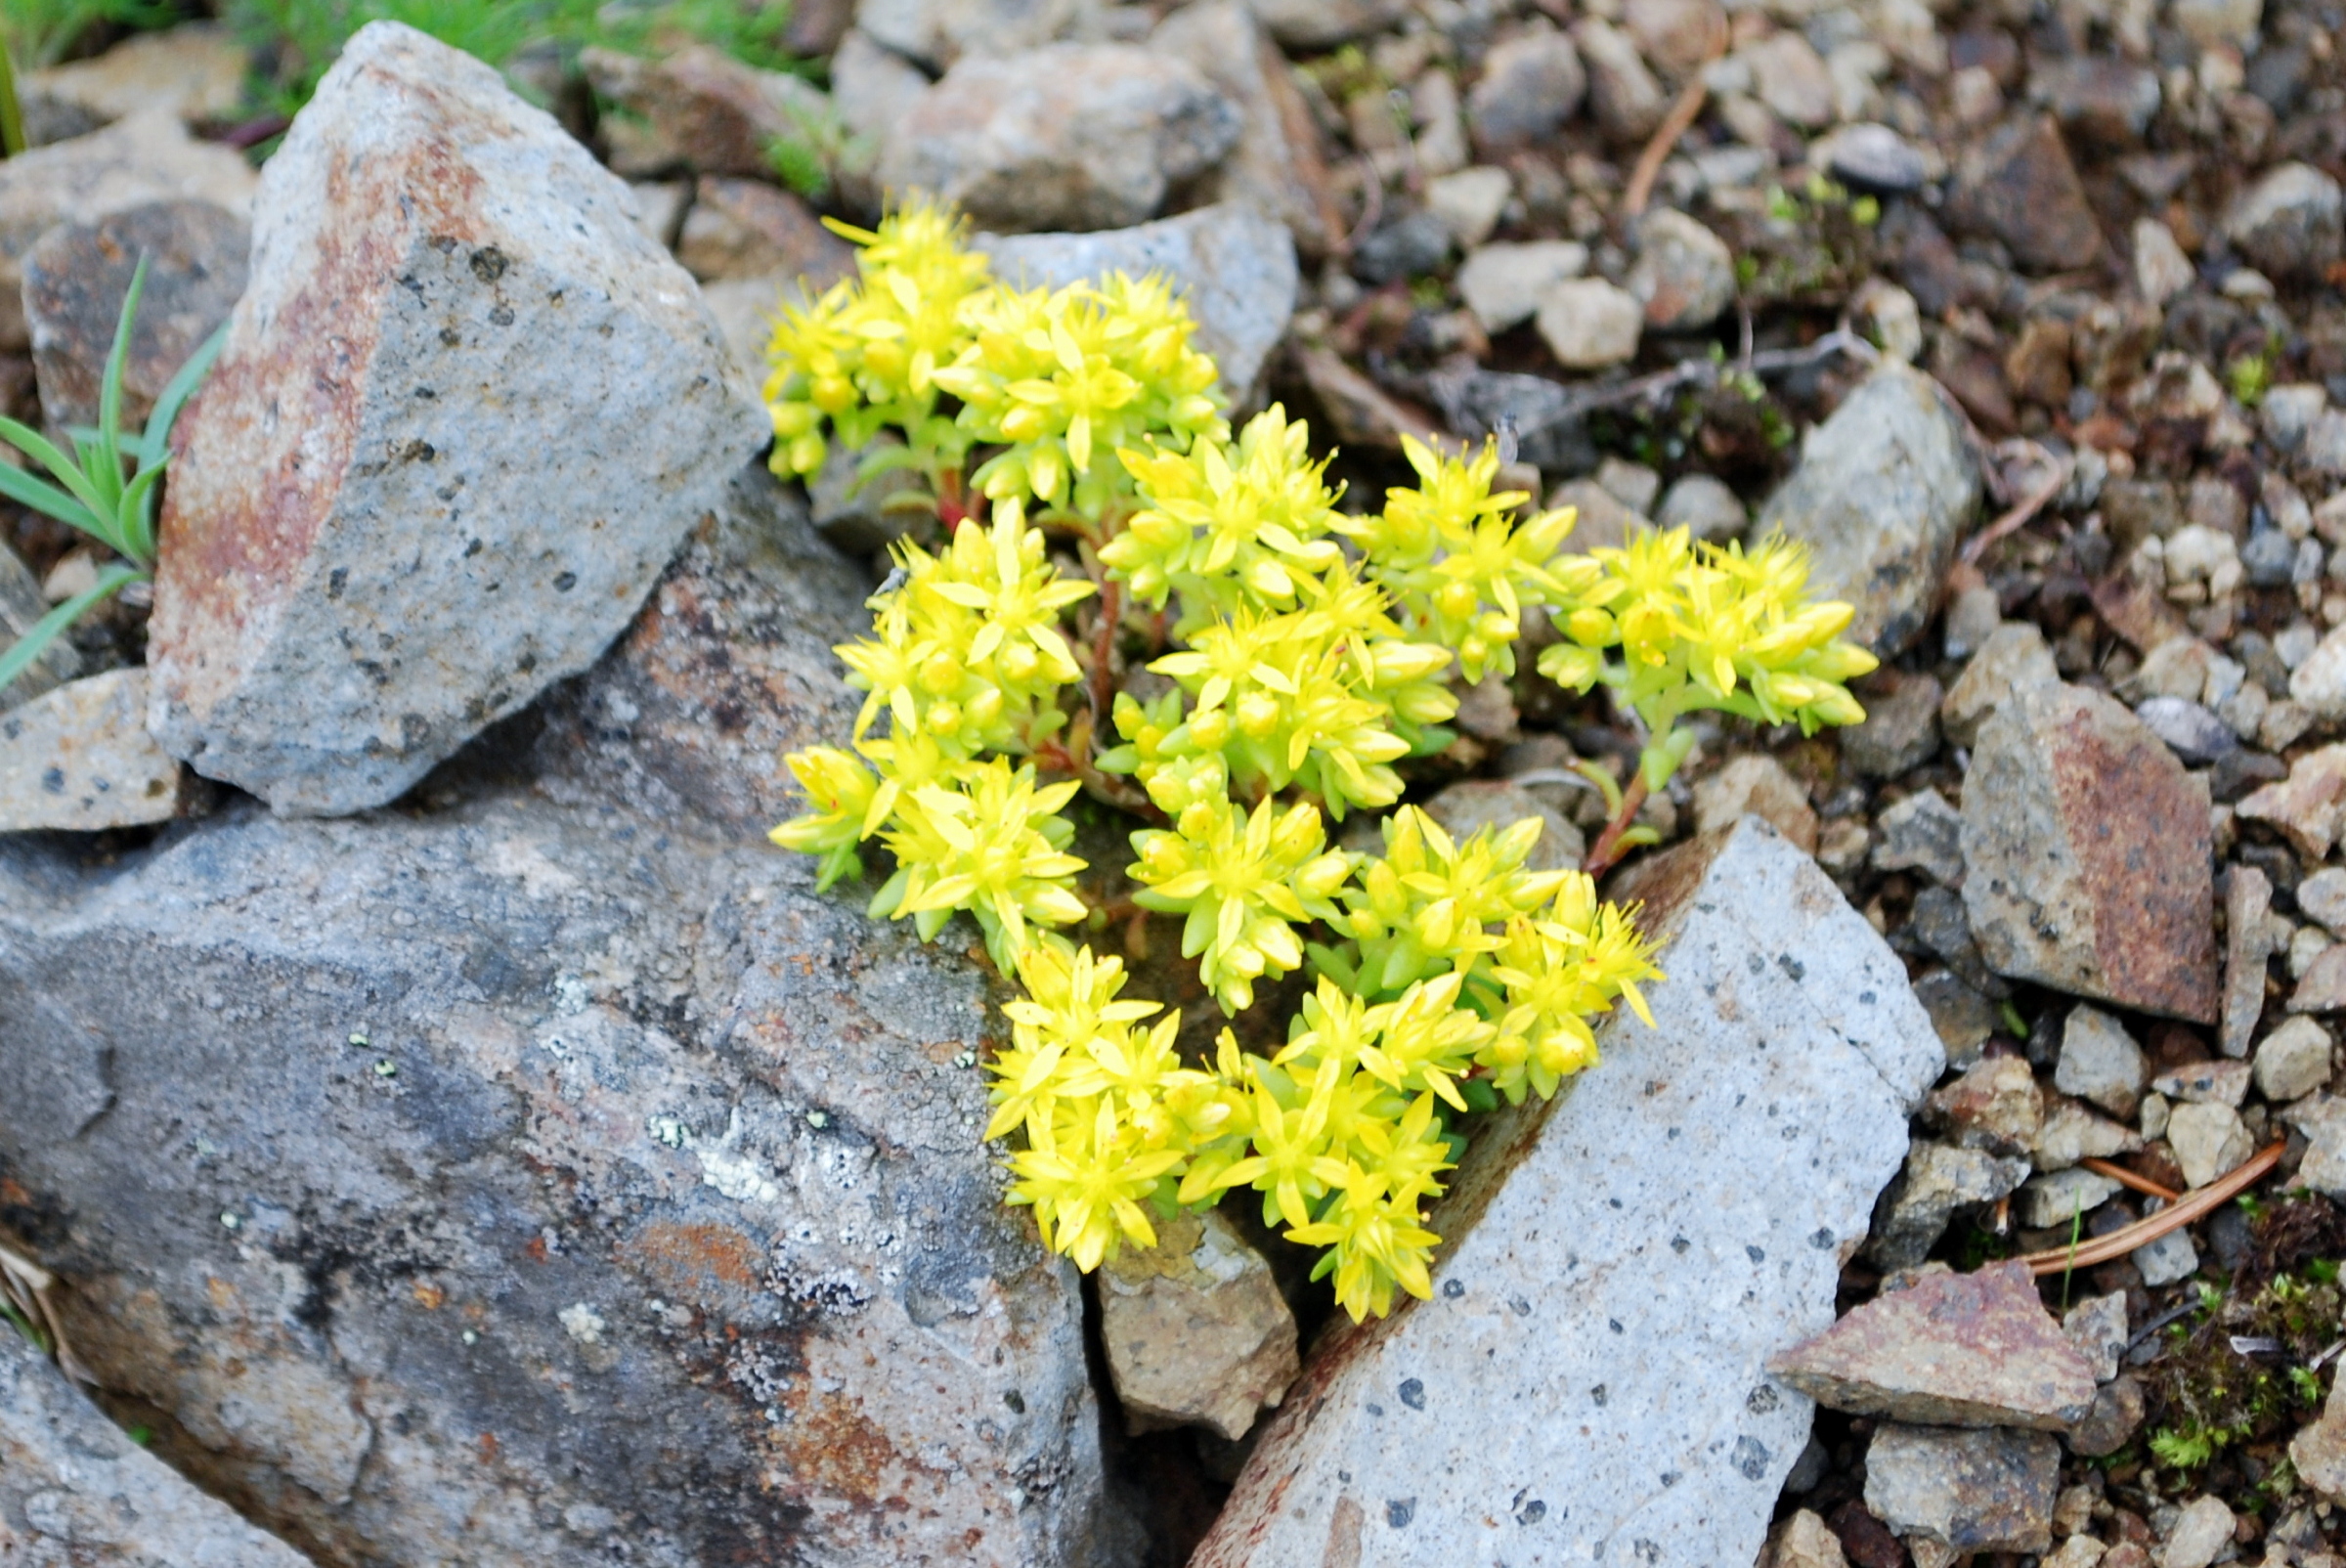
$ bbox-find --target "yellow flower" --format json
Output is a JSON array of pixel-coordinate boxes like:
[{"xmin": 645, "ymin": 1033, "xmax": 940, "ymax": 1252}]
[
  {"xmin": 871, "ymin": 758, "xmax": 1087, "ymax": 969},
  {"xmin": 767, "ymin": 746, "xmax": 881, "ymax": 890}
]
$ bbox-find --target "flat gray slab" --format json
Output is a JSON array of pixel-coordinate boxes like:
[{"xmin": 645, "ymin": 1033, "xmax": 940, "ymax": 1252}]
[{"xmin": 1195, "ymin": 817, "xmax": 1941, "ymax": 1567}]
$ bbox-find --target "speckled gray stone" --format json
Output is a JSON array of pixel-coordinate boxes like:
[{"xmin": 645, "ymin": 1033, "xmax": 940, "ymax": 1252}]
[
  {"xmin": 147, "ymin": 22, "xmax": 763, "ymax": 816},
  {"xmin": 0, "ymin": 669, "xmax": 189, "ymax": 833},
  {"xmin": 1864, "ymin": 1424, "xmax": 2059, "ymax": 1554},
  {"xmin": 0, "ymin": 1330, "xmax": 315, "ymax": 1566},
  {"xmin": 1193, "ymin": 818, "xmax": 1940, "ymax": 1568},
  {"xmin": 878, "ymin": 44, "xmax": 1240, "ymax": 233},
  {"xmin": 1758, "ymin": 364, "xmax": 1981, "ymax": 656}
]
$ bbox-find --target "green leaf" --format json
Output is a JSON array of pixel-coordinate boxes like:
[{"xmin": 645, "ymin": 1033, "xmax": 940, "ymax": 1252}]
[
  {"xmin": 0, "ymin": 561, "xmax": 139, "ymax": 696},
  {"xmin": 0, "ymin": 29, "xmax": 23, "ymax": 158},
  {"xmin": 98, "ymin": 255, "xmax": 152, "ymax": 471},
  {"xmin": 138, "ymin": 318, "xmax": 229, "ymax": 479},
  {"xmin": 118, "ymin": 461, "xmax": 168, "ymax": 567},
  {"xmin": 0, "ymin": 456, "xmax": 100, "ymax": 535},
  {"xmin": 0, "ymin": 416, "xmax": 112, "ymax": 538}
]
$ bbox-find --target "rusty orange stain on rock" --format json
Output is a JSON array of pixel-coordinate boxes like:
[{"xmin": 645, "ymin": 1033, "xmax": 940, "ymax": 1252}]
[
  {"xmin": 779, "ymin": 1389, "xmax": 912, "ymax": 1509},
  {"xmin": 625, "ymin": 1221, "xmax": 761, "ymax": 1297}
]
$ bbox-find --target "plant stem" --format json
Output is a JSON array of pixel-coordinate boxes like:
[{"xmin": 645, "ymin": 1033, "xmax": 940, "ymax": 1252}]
[
  {"xmin": 1088, "ymin": 575, "xmax": 1121, "ymax": 731},
  {"xmin": 0, "ymin": 37, "xmax": 22, "ymax": 159},
  {"xmin": 1582, "ymin": 772, "xmax": 1650, "ymax": 879}
]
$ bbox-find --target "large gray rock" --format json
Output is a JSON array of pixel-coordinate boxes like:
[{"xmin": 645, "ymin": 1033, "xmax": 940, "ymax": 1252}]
[
  {"xmin": 0, "ymin": 108, "xmax": 256, "ymax": 351},
  {"xmin": 1758, "ymin": 365, "xmax": 1980, "ymax": 657},
  {"xmin": 148, "ymin": 22, "xmax": 764, "ymax": 817},
  {"xmin": 1153, "ymin": 0, "xmax": 1342, "ymax": 259},
  {"xmin": 1959, "ymin": 682, "xmax": 2220, "ymax": 1024},
  {"xmin": 978, "ymin": 203, "xmax": 1297, "ymax": 398},
  {"xmin": 0, "ymin": 1329, "xmax": 315, "ymax": 1566},
  {"xmin": 1192, "ymin": 818, "xmax": 1940, "ymax": 1568},
  {"xmin": 829, "ymin": 28, "xmax": 932, "ymax": 152},
  {"xmin": 879, "ymin": 44, "xmax": 1240, "ymax": 233},
  {"xmin": 0, "ymin": 473, "xmax": 1118, "ymax": 1568}
]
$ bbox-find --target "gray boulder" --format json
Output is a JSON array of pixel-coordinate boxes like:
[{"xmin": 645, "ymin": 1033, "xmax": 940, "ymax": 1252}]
[
  {"xmin": 879, "ymin": 44, "xmax": 1240, "ymax": 233},
  {"xmin": 1, "ymin": 1330, "xmax": 315, "ymax": 1566},
  {"xmin": 979, "ymin": 203, "xmax": 1298, "ymax": 399},
  {"xmin": 148, "ymin": 22, "xmax": 765, "ymax": 816},
  {"xmin": 1758, "ymin": 364, "xmax": 1981, "ymax": 657},
  {"xmin": 0, "ymin": 472, "xmax": 1118, "ymax": 1568},
  {"xmin": 1193, "ymin": 818, "xmax": 1940, "ymax": 1568}
]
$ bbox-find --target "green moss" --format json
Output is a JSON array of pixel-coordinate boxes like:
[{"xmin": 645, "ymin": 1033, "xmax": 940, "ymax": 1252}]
[{"xmin": 2146, "ymin": 1262, "xmax": 2341, "ymax": 1484}]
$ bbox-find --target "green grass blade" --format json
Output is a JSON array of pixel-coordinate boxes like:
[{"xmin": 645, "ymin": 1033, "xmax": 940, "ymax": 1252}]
[
  {"xmin": 0, "ymin": 416, "xmax": 112, "ymax": 531},
  {"xmin": 0, "ymin": 453, "xmax": 103, "ymax": 536},
  {"xmin": 0, "ymin": 33, "xmax": 23, "ymax": 158},
  {"xmin": 137, "ymin": 319, "xmax": 229, "ymax": 479},
  {"xmin": 118, "ymin": 460, "xmax": 167, "ymax": 569},
  {"xmin": 98, "ymin": 255, "xmax": 152, "ymax": 468},
  {"xmin": 0, "ymin": 563, "xmax": 138, "ymax": 696}
]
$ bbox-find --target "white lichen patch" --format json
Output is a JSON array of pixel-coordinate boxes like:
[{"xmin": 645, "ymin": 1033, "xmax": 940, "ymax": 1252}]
[
  {"xmin": 668, "ymin": 1111, "xmax": 785, "ymax": 1204},
  {"xmin": 558, "ymin": 1303, "xmax": 606, "ymax": 1344},
  {"xmin": 697, "ymin": 1145, "xmax": 781, "ymax": 1204}
]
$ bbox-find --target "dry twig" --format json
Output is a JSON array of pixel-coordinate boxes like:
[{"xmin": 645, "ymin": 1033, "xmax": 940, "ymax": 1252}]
[
  {"xmin": 1959, "ymin": 454, "xmax": 2073, "ymax": 569},
  {"xmin": 2080, "ymin": 1156, "xmax": 2180, "ymax": 1204},
  {"xmin": 1623, "ymin": 13, "xmax": 1728, "ymax": 219},
  {"xmin": 2017, "ymin": 1143, "xmax": 2283, "ymax": 1277}
]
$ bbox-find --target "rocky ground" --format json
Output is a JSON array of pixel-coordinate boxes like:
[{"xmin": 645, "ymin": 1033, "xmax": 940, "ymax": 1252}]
[{"xmin": 2, "ymin": 0, "xmax": 2346, "ymax": 1565}]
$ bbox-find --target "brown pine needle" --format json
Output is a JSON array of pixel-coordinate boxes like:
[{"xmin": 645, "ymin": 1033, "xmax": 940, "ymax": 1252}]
[
  {"xmin": 2080, "ymin": 1156, "xmax": 2180, "ymax": 1204},
  {"xmin": 1623, "ymin": 15, "xmax": 1727, "ymax": 219},
  {"xmin": 2017, "ymin": 1143, "xmax": 2283, "ymax": 1277}
]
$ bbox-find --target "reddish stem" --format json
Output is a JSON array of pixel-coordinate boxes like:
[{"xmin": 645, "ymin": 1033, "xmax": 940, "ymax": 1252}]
[
  {"xmin": 1089, "ymin": 577, "xmax": 1122, "ymax": 731},
  {"xmin": 1581, "ymin": 772, "xmax": 1651, "ymax": 880}
]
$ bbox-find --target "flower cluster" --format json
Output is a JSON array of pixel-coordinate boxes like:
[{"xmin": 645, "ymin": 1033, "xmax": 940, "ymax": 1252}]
[
  {"xmin": 767, "ymin": 505, "xmax": 1096, "ymax": 971},
  {"xmin": 1335, "ymin": 436, "xmax": 1584, "ymax": 684},
  {"xmin": 1538, "ymin": 527, "xmax": 1879, "ymax": 791},
  {"xmin": 766, "ymin": 204, "xmax": 1861, "ymax": 1325},
  {"xmin": 763, "ymin": 200, "xmax": 1224, "ymax": 521},
  {"xmin": 990, "ymin": 944, "xmax": 1243, "ymax": 1270}
]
